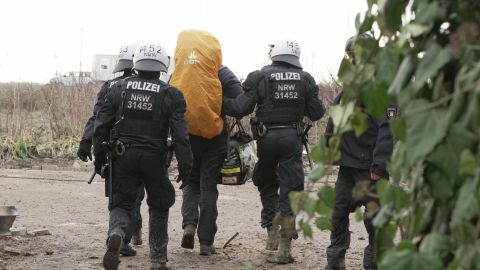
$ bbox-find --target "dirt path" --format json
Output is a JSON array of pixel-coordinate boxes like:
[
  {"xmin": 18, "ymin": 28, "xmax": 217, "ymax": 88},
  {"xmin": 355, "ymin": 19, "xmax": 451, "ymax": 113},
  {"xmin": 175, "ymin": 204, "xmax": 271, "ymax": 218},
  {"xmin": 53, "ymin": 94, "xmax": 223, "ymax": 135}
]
[{"xmin": 0, "ymin": 169, "xmax": 368, "ymax": 270}]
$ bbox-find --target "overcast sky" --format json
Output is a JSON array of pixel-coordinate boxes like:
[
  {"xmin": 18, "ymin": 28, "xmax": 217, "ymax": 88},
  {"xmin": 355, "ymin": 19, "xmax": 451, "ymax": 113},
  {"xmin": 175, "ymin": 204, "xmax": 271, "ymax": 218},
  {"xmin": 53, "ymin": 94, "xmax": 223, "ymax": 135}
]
[{"xmin": 0, "ymin": 0, "xmax": 367, "ymax": 83}]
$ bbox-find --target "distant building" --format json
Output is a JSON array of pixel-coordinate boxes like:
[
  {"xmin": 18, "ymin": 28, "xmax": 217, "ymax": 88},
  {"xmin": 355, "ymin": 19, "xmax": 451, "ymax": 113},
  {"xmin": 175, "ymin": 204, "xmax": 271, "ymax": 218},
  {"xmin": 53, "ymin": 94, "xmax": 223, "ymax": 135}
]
[
  {"xmin": 91, "ymin": 54, "xmax": 118, "ymax": 81},
  {"xmin": 50, "ymin": 71, "xmax": 94, "ymax": 85}
]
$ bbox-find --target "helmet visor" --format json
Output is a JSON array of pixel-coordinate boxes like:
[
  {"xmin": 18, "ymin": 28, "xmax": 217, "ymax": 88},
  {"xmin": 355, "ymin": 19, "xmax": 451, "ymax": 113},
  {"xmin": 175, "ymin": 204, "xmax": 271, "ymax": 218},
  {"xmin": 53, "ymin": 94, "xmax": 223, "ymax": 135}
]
[
  {"xmin": 113, "ymin": 59, "xmax": 133, "ymax": 73},
  {"xmin": 271, "ymin": 54, "xmax": 302, "ymax": 69}
]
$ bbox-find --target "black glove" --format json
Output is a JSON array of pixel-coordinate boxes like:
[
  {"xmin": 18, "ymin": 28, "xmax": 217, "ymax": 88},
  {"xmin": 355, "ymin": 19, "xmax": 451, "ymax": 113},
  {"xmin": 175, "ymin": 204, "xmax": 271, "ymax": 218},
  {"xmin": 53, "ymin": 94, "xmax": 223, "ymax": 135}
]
[
  {"xmin": 94, "ymin": 155, "xmax": 107, "ymax": 175},
  {"xmin": 77, "ymin": 140, "xmax": 92, "ymax": 162}
]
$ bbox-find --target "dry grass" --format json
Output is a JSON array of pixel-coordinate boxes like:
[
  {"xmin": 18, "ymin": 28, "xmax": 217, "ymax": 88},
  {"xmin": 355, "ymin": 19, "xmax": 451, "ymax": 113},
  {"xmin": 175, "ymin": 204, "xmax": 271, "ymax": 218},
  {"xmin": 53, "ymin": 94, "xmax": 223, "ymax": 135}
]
[{"xmin": 0, "ymin": 80, "xmax": 339, "ymax": 161}]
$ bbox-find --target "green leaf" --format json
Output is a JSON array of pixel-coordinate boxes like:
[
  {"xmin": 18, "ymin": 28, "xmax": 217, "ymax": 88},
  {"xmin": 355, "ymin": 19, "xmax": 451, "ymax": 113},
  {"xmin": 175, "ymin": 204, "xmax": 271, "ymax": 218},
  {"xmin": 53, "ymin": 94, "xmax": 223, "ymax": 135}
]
[
  {"xmin": 388, "ymin": 55, "xmax": 414, "ymax": 96},
  {"xmin": 390, "ymin": 118, "xmax": 406, "ymax": 141},
  {"xmin": 414, "ymin": 1, "xmax": 446, "ymax": 25},
  {"xmin": 300, "ymin": 220, "xmax": 313, "ymax": 239},
  {"xmin": 380, "ymin": 0, "xmax": 409, "ymax": 33},
  {"xmin": 380, "ymin": 249, "xmax": 443, "ymax": 270},
  {"xmin": 316, "ymin": 200, "xmax": 332, "ymax": 216},
  {"xmin": 375, "ymin": 45, "xmax": 400, "ymax": 84},
  {"xmin": 351, "ymin": 107, "xmax": 368, "ymax": 137},
  {"xmin": 459, "ymin": 149, "xmax": 477, "ymax": 176},
  {"xmin": 308, "ymin": 165, "xmax": 325, "ymax": 182},
  {"xmin": 376, "ymin": 221, "xmax": 397, "ymax": 260},
  {"xmin": 419, "ymin": 233, "xmax": 450, "ymax": 256},
  {"xmin": 451, "ymin": 174, "xmax": 480, "ymax": 227},
  {"xmin": 360, "ymin": 82, "xmax": 391, "ymax": 118},
  {"xmin": 376, "ymin": 179, "xmax": 391, "ymax": 206},
  {"xmin": 289, "ymin": 191, "xmax": 302, "ymax": 214},
  {"xmin": 315, "ymin": 216, "xmax": 333, "ymax": 231},
  {"xmin": 330, "ymin": 103, "xmax": 355, "ymax": 134},
  {"xmin": 338, "ymin": 58, "xmax": 356, "ymax": 85},
  {"xmin": 355, "ymin": 207, "xmax": 363, "ymax": 222},
  {"xmin": 413, "ymin": 42, "xmax": 451, "ymax": 91},
  {"xmin": 317, "ymin": 186, "xmax": 335, "ymax": 209},
  {"xmin": 405, "ymin": 23, "xmax": 430, "ymax": 37},
  {"xmin": 304, "ymin": 197, "xmax": 317, "ymax": 217},
  {"xmin": 405, "ymin": 100, "xmax": 449, "ymax": 164},
  {"xmin": 310, "ymin": 144, "xmax": 325, "ymax": 163}
]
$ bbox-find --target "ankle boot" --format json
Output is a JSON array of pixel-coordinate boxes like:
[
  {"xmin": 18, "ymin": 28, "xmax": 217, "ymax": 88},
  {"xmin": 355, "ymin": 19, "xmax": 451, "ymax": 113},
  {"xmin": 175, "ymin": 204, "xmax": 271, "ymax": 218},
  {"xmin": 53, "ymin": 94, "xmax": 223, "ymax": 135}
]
[
  {"xmin": 181, "ymin": 224, "xmax": 196, "ymax": 249},
  {"xmin": 266, "ymin": 227, "xmax": 279, "ymax": 251}
]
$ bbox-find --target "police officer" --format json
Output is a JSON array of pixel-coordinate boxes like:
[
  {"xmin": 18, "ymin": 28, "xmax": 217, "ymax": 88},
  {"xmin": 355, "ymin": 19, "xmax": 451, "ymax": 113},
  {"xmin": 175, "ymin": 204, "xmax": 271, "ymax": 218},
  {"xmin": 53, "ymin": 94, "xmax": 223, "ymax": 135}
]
[
  {"xmin": 222, "ymin": 39, "xmax": 326, "ymax": 264},
  {"xmin": 180, "ymin": 65, "xmax": 244, "ymax": 255},
  {"xmin": 324, "ymin": 34, "xmax": 396, "ymax": 270},
  {"xmin": 77, "ymin": 43, "xmax": 144, "ymax": 255},
  {"xmin": 93, "ymin": 42, "xmax": 192, "ymax": 270}
]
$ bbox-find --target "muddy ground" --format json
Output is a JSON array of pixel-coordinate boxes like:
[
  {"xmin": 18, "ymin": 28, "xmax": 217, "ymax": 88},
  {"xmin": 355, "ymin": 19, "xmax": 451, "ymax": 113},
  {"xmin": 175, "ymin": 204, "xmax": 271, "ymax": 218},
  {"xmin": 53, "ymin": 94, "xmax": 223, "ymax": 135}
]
[{"xmin": 0, "ymin": 167, "xmax": 369, "ymax": 270}]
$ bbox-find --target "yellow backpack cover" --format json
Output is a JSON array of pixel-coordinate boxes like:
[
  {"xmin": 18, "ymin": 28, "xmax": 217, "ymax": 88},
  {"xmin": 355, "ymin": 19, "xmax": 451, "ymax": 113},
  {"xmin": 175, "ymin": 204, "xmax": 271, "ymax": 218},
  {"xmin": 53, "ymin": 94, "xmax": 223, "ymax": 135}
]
[{"xmin": 170, "ymin": 29, "xmax": 223, "ymax": 139}]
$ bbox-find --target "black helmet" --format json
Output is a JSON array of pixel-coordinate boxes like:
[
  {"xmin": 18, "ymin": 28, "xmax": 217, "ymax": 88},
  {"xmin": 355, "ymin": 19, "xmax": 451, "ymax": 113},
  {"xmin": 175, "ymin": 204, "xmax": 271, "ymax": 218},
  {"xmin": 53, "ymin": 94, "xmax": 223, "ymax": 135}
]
[{"xmin": 345, "ymin": 33, "xmax": 371, "ymax": 54}]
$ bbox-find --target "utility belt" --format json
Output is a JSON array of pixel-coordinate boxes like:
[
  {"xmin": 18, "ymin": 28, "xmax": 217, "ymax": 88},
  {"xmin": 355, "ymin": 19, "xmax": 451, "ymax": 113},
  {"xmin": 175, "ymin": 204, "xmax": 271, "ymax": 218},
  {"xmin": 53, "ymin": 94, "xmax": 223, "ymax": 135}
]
[
  {"xmin": 250, "ymin": 117, "xmax": 304, "ymax": 139},
  {"xmin": 106, "ymin": 138, "xmax": 166, "ymax": 158}
]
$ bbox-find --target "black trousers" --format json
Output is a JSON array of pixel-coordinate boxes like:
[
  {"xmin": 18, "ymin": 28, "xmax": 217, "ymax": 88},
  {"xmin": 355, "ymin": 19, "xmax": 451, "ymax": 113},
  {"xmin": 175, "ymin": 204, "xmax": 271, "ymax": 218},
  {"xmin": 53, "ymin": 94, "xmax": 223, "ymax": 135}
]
[
  {"xmin": 124, "ymin": 184, "xmax": 145, "ymax": 244},
  {"xmin": 108, "ymin": 148, "xmax": 174, "ymax": 262},
  {"xmin": 253, "ymin": 128, "xmax": 304, "ymax": 229},
  {"xmin": 181, "ymin": 134, "xmax": 226, "ymax": 245},
  {"xmin": 326, "ymin": 166, "xmax": 378, "ymax": 270}
]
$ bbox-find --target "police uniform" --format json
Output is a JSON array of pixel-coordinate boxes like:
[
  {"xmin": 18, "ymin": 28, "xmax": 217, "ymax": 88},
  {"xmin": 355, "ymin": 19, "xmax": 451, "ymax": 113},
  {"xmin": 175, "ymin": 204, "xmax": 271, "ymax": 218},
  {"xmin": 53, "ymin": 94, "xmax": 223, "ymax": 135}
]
[
  {"xmin": 78, "ymin": 73, "xmax": 145, "ymax": 250},
  {"xmin": 324, "ymin": 92, "xmax": 396, "ymax": 270},
  {"xmin": 180, "ymin": 65, "xmax": 243, "ymax": 250},
  {"xmin": 93, "ymin": 75, "xmax": 193, "ymax": 266},
  {"xmin": 223, "ymin": 61, "xmax": 326, "ymax": 236}
]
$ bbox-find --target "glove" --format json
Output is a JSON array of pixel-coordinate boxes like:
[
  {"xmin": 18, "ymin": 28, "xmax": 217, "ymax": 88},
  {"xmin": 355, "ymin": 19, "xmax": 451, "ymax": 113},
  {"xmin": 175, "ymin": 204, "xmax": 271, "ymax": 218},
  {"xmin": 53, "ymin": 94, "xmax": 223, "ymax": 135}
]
[
  {"xmin": 94, "ymin": 155, "xmax": 107, "ymax": 175},
  {"xmin": 77, "ymin": 140, "xmax": 92, "ymax": 162}
]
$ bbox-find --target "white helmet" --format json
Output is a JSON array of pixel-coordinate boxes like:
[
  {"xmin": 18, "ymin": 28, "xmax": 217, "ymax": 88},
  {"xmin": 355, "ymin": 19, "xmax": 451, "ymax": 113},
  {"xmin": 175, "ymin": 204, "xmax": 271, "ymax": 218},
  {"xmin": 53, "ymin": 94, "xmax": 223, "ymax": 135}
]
[
  {"xmin": 268, "ymin": 39, "xmax": 302, "ymax": 68},
  {"xmin": 113, "ymin": 43, "xmax": 136, "ymax": 73},
  {"xmin": 133, "ymin": 43, "xmax": 169, "ymax": 72}
]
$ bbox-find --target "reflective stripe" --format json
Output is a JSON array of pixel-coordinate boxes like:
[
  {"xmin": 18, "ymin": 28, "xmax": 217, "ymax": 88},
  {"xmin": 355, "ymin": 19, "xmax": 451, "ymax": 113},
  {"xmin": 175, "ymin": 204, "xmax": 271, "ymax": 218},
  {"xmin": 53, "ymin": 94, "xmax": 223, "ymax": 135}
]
[{"xmin": 221, "ymin": 167, "xmax": 241, "ymax": 174}]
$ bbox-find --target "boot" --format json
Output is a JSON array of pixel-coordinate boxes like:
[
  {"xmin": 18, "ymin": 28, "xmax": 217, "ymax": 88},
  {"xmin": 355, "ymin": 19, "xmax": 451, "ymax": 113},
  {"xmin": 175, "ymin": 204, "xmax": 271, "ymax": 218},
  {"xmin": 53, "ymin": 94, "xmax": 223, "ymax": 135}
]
[
  {"xmin": 266, "ymin": 227, "xmax": 279, "ymax": 251},
  {"xmin": 267, "ymin": 215, "xmax": 296, "ymax": 264},
  {"xmin": 150, "ymin": 261, "xmax": 171, "ymax": 270},
  {"xmin": 120, "ymin": 243, "xmax": 137, "ymax": 256},
  {"xmin": 181, "ymin": 224, "xmax": 196, "ymax": 249},
  {"xmin": 199, "ymin": 244, "xmax": 217, "ymax": 256},
  {"xmin": 103, "ymin": 231, "xmax": 123, "ymax": 270},
  {"xmin": 132, "ymin": 228, "xmax": 143, "ymax": 246},
  {"xmin": 325, "ymin": 257, "xmax": 346, "ymax": 270}
]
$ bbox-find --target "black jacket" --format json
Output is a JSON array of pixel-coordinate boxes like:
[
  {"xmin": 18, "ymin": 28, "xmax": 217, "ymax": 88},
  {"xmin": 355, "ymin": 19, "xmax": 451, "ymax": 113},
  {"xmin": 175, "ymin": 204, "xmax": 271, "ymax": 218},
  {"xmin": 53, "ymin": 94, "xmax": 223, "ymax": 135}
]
[
  {"xmin": 222, "ymin": 62, "xmax": 325, "ymax": 122},
  {"xmin": 93, "ymin": 76, "xmax": 193, "ymax": 177},
  {"xmin": 325, "ymin": 92, "xmax": 396, "ymax": 177}
]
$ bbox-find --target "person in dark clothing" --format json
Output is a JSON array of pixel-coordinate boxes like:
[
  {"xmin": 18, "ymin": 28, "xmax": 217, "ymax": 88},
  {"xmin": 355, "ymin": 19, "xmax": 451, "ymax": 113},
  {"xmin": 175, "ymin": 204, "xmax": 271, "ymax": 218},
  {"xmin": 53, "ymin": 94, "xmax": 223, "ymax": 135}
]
[
  {"xmin": 77, "ymin": 43, "xmax": 144, "ymax": 255},
  {"xmin": 323, "ymin": 34, "xmax": 397, "ymax": 270},
  {"xmin": 180, "ymin": 65, "xmax": 244, "ymax": 255},
  {"xmin": 222, "ymin": 39, "xmax": 326, "ymax": 264},
  {"xmin": 94, "ymin": 42, "xmax": 192, "ymax": 270}
]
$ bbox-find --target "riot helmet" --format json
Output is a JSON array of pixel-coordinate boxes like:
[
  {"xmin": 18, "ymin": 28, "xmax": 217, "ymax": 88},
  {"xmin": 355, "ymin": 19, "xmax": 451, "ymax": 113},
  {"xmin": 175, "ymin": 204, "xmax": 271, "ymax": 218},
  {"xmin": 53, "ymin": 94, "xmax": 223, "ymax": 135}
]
[
  {"xmin": 113, "ymin": 43, "xmax": 136, "ymax": 73},
  {"xmin": 133, "ymin": 43, "xmax": 169, "ymax": 72},
  {"xmin": 345, "ymin": 33, "xmax": 371, "ymax": 55},
  {"xmin": 268, "ymin": 39, "xmax": 302, "ymax": 68}
]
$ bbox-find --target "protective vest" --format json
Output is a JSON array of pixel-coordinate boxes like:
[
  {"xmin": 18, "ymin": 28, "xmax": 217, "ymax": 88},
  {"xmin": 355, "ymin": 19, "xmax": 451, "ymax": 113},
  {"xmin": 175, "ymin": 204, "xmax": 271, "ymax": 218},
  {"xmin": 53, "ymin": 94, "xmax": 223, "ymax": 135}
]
[
  {"xmin": 170, "ymin": 29, "xmax": 223, "ymax": 139},
  {"xmin": 256, "ymin": 65, "xmax": 307, "ymax": 124},
  {"xmin": 113, "ymin": 77, "xmax": 170, "ymax": 144}
]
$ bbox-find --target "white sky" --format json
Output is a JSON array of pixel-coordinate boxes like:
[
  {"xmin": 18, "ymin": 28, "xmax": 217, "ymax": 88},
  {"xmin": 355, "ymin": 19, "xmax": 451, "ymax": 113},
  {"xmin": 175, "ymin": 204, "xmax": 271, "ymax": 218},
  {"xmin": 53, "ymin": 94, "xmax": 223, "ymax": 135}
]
[{"xmin": 0, "ymin": 0, "xmax": 367, "ymax": 83}]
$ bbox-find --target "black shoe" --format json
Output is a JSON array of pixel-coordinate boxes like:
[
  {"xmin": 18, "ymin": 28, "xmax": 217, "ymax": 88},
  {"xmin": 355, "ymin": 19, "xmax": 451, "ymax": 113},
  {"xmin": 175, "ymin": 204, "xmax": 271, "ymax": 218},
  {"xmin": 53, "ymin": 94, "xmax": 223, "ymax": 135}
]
[
  {"xmin": 120, "ymin": 243, "xmax": 136, "ymax": 257},
  {"xmin": 103, "ymin": 233, "xmax": 122, "ymax": 270},
  {"xmin": 181, "ymin": 225, "xmax": 196, "ymax": 249}
]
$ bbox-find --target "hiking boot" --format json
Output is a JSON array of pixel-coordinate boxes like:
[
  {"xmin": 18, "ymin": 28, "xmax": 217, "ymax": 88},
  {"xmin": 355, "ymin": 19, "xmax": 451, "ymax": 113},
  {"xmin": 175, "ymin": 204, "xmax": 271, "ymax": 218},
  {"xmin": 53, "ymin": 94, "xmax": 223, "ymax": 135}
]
[
  {"xmin": 325, "ymin": 257, "xmax": 346, "ymax": 270},
  {"xmin": 150, "ymin": 261, "xmax": 172, "ymax": 270},
  {"xmin": 120, "ymin": 243, "xmax": 136, "ymax": 256},
  {"xmin": 181, "ymin": 224, "xmax": 196, "ymax": 249},
  {"xmin": 132, "ymin": 228, "xmax": 143, "ymax": 246},
  {"xmin": 103, "ymin": 232, "xmax": 122, "ymax": 270},
  {"xmin": 199, "ymin": 244, "xmax": 217, "ymax": 256},
  {"xmin": 266, "ymin": 228, "xmax": 279, "ymax": 251},
  {"xmin": 267, "ymin": 237, "xmax": 294, "ymax": 264}
]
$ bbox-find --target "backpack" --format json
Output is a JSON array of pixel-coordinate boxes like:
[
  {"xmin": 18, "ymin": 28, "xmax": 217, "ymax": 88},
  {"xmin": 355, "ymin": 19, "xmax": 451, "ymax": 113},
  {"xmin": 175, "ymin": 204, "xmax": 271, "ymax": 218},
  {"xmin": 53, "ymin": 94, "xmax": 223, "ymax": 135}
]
[
  {"xmin": 170, "ymin": 29, "xmax": 223, "ymax": 139},
  {"xmin": 220, "ymin": 120, "xmax": 258, "ymax": 185}
]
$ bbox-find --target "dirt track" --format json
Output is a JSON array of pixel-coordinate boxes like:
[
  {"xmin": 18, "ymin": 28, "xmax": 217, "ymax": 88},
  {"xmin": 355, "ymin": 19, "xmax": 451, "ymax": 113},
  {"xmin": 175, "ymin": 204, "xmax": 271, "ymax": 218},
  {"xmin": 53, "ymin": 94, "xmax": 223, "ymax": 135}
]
[{"xmin": 0, "ymin": 168, "xmax": 368, "ymax": 270}]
